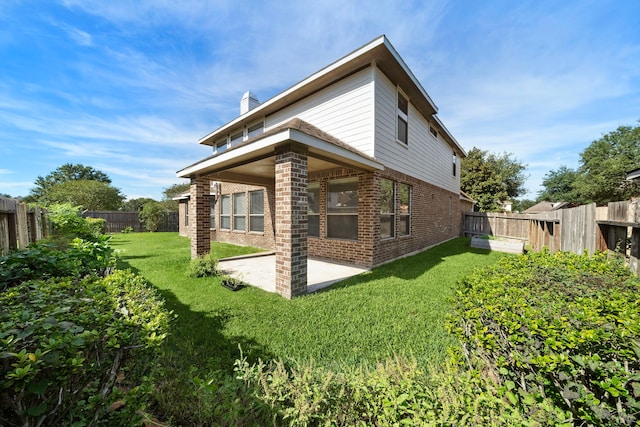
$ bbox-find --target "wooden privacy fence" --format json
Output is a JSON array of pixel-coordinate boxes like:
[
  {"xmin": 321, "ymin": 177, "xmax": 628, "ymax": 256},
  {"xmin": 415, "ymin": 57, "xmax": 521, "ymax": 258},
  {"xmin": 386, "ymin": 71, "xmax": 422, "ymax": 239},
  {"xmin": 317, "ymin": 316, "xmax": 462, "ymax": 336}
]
[
  {"xmin": 84, "ymin": 211, "xmax": 179, "ymax": 233},
  {"xmin": 464, "ymin": 201, "xmax": 640, "ymax": 275},
  {"xmin": 0, "ymin": 196, "xmax": 47, "ymax": 255}
]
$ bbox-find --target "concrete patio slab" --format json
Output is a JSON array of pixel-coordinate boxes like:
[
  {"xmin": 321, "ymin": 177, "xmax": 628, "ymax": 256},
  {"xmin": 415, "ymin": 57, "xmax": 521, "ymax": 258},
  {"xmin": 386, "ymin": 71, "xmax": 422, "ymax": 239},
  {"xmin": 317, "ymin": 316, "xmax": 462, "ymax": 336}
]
[{"xmin": 217, "ymin": 252, "xmax": 369, "ymax": 294}]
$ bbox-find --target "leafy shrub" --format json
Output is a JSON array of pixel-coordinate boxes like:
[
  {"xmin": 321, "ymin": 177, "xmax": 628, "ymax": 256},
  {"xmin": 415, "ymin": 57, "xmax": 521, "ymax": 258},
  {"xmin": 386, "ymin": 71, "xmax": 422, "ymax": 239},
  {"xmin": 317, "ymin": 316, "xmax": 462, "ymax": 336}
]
[
  {"xmin": 140, "ymin": 201, "xmax": 165, "ymax": 232},
  {"xmin": 449, "ymin": 250, "xmax": 640, "ymax": 426},
  {"xmin": 85, "ymin": 217, "xmax": 106, "ymax": 235},
  {"xmin": 121, "ymin": 226, "xmax": 134, "ymax": 234},
  {"xmin": 46, "ymin": 203, "xmax": 101, "ymax": 242},
  {"xmin": 0, "ymin": 237, "xmax": 116, "ymax": 290},
  {"xmin": 186, "ymin": 253, "xmax": 219, "ymax": 278},
  {"xmin": 232, "ymin": 354, "xmax": 535, "ymax": 426},
  {"xmin": 0, "ymin": 270, "xmax": 170, "ymax": 426}
]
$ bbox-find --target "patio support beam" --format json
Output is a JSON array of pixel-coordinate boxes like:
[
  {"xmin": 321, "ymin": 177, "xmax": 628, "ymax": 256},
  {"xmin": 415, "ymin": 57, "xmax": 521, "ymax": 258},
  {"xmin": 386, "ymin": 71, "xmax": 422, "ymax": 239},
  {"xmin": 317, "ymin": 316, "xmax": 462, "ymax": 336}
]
[
  {"xmin": 275, "ymin": 144, "xmax": 308, "ymax": 298},
  {"xmin": 189, "ymin": 176, "xmax": 210, "ymax": 259}
]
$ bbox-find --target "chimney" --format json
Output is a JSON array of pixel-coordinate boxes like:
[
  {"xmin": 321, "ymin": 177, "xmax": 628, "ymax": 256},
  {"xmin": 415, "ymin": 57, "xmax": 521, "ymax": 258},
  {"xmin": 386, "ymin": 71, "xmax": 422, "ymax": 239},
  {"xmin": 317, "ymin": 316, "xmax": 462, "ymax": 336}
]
[{"xmin": 240, "ymin": 91, "xmax": 260, "ymax": 115}]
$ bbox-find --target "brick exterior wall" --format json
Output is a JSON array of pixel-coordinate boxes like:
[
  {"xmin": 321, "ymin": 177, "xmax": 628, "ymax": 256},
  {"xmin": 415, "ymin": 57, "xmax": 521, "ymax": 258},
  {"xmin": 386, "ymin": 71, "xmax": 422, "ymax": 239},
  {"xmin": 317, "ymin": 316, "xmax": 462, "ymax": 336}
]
[
  {"xmin": 188, "ymin": 166, "xmax": 463, "ymax": 273},
  {"xmin": 189, "ymin": 176, "xmax": 211, "ymax": 259},
  {"xmin": 210, "ymin": 182, "xmax": 276, "ymax": 250},
  {"xmin": 178, "ymin": 200, "xmax": 188, "ymax": 237},
  {"xmin": 274, "ymin": 146, "xmax": 308, "ymax": 298}
]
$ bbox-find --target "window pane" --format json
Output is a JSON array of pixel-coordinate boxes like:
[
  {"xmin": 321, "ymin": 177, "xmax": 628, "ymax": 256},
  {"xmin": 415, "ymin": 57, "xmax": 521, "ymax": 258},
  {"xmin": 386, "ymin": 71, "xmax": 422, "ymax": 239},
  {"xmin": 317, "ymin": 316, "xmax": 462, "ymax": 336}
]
[
  {"xmin": 327, "ymin": 179, "xmax": 358, "ymax": 213},
  {"xmin": 399, "ymin": 183, "xmax": 411, "ymax": 236},
  {"xmin": 210, "ymin": 197, "xmax": 215, "ymax": 229},
  {"xmin": 249, "ymin": 216, "xmax": 263, "ymax": 232},
  {"xmin": 250, "ymin": 190, "xmax": 263, "ymax": 215},
  {"xmin": 230, "ymin": 132, "xmax": 243, "ymax": 146},
  {"xmin": 233, "ymin": 193, "xmax": 245, "ymax": 215},
  {"xmin": 380, "ymin": 215, "xmax": 394, "ymax": 239},
  {"xmin": 399, "ymin": 215, "xmax": 410, "ymax": 236},
  {"xmin": 247, "ymin": 122, "xmax": 264, "ymax": 138},
  {"xmin": 308, "ymin": 215, "xmax": 319, "ymax": 237},
  {"xmin": 399, "ymin": 184, "xmax": 410, "ymax": 214},
  {"xmin": 327, "ymin": 215, "xmax": 358, "ymax": 240},
  {"xmin": 220, "ymin": 216, "xmax": 230, "ymax": 230},
  {"xmin": 215, "ymin": 140, "xmax": 227, "ymax": 154},
  {"xmin": 234, "ymin": 216, "xmax": 246, "ymax": 231},
  {"xmin": 380, "ymin": 179, "xmax": 394, "ymax": 213},
  {"xmin": 221, "ymin": 195, "xmax": 230, "ymax": 215},
  {"xmin": 397, "ymin": 117, "xmax": 408, "ymax": 144},
  {"xmin": 308, "ymin": 183, "xmax": 320, "ymax": 214},
  {"xmin": 398, "ymin": 94, "xmax": 408, "ymax": 114}
]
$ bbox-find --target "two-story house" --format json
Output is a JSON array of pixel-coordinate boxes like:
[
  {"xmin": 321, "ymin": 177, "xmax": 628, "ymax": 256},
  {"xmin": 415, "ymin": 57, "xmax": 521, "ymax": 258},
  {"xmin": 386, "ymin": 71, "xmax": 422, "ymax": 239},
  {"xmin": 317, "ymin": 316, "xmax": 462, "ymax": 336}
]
[{"xmin": 177, "ymin": 35, "xmax": 469, "ymax": 298}]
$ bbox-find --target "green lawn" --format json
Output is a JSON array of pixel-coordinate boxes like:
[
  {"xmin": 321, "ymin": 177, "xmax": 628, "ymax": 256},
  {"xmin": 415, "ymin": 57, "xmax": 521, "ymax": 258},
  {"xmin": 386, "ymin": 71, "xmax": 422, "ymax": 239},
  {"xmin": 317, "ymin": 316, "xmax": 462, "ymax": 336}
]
[
  {"xmin": 112, "ymin": 233, "xmax": 507, "ymax": 423},
  {"xmin": 111, "ymin": 233, "xmax": 505, "ymax": 371}
]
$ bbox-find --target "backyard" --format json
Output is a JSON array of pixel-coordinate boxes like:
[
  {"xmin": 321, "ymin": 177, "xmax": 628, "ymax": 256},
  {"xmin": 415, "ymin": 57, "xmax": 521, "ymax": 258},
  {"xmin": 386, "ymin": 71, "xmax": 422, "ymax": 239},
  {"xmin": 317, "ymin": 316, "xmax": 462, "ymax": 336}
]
[{"xmin": 110, "ymin": 233, "xmax": 506, "ymax": 423}]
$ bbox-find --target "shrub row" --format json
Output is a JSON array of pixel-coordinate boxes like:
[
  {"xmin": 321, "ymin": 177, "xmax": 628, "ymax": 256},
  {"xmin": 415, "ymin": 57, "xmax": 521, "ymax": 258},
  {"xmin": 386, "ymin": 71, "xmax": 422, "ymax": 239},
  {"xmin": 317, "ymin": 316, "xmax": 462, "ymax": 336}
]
[
  {"xmin": 0, "ymin": 270, "xmax": 171, "ymax": 426},
  {"xmin": 449, "ymin": 250, "xmax": 640, "ymax": 426},
  {"xmin": 0, "ymin": 237, "xmax": 115, "ymax": 290}
]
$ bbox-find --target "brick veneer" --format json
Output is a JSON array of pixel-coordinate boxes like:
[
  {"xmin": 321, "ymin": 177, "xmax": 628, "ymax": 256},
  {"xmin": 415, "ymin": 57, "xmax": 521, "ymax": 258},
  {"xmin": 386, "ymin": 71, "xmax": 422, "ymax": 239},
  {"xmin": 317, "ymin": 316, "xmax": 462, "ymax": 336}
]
[
  {"xmin": 274, "ymin": 146, "xmax": 308, "ymax": 298},
  {"xmin": 189, "ymin": 176, "xmax": 210, "ymax": 259},
  {"xmin": 210, "ymin": 182, "xmax": 276, "ymax": 250},
  {"xmin": 186, "ymin": 165, "xmax": 463, "ymax": 288}
]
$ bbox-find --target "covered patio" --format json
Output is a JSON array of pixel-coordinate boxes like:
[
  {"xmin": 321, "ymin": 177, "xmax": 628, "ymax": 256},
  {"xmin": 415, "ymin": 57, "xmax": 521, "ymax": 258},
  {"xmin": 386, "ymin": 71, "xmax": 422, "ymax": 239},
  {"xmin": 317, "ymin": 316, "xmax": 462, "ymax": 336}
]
[
  {"xmin": 177, "ymin": 118, "xmax": 383, "ymax": 299},
  {"xmin": 217, "ymin": 252, "xmax": 369, "ymax": 294}
]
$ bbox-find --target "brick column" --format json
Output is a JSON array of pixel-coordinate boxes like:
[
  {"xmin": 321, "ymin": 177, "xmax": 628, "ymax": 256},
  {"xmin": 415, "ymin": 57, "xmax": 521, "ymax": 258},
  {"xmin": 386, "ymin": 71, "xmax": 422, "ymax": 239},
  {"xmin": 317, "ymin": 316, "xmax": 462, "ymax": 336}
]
[
  {"xmin": 275, "ymin": 145, "xmax": 308, "ymax": 298},
  {"xmin": 189, "ymin": 176, "xmax": 210, "ymax": 259}
]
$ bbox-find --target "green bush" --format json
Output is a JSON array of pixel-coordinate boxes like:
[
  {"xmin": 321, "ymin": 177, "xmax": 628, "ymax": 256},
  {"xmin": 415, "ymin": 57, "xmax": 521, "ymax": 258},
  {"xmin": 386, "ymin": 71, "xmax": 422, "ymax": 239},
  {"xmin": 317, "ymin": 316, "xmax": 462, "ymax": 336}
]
[
  {"xmin": 140, "ymin": 201, "xmax": 165, "ymax": 232},
  {"xmin": 0, "ymin": 236, "xmax": 116, "ymax": 290},
  {"xmin": 186, "ymin": 253, "xmax": 219, "ymax": 278},
  {"xmin": 449, "ymin": 250, "xmax": 640, "ymax": 426},
  {"xmin": 47, "ymin": 203, "xmax": 102, "ymax": 242},
  {"xmin": 231, "ymin": 354, "xmax": 535, "ymax": 426},
  {"xmin": 0, "ymin": 270, "xmax": 170, "ymax": 426},
  {"xmin": 85, "ymin": 217, "xmax": 106, "ymax": 235}
]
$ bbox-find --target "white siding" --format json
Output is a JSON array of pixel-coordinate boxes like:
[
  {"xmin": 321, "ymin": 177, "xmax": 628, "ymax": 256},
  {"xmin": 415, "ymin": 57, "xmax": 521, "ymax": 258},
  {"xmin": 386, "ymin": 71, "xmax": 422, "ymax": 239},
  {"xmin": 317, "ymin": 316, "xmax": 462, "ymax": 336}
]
[
  {"xmin": 373, "ymin": 68, "xmax": 460, "ymax": 194},
  {"xmin": 266, "ymin": 68, "xmax": 375, "ymax": 156}
]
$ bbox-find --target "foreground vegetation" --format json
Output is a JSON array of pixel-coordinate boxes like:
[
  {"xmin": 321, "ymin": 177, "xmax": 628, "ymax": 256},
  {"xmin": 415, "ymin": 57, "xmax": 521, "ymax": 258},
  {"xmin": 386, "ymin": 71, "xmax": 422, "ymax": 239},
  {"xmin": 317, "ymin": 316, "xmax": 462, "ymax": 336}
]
[
  {"xmin": 0, "ymin": 206, "xmax": 171, "ymax": 425},
  {"xmin": 112, "ymin": 233, "xmax": 507, "ymax": 424},
  {"xmin": 4, "ymin": 224, "xmax": 638, "ymax": 425}
]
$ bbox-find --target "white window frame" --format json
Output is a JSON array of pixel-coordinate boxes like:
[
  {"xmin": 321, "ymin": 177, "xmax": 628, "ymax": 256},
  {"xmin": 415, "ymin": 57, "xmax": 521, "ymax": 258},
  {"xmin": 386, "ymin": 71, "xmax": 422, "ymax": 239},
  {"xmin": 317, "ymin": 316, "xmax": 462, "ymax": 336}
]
[
  {"xmin": 380, "ymin": 178, "xmax": 395, "ymax": 239},
  {"xmin": 398, "ymin": 183, "xmax": 411, "ymax": 237},
  {"xmin": 249, "ymin": 190, "xmax": 264, "ymax": 233},
  {"xmin": 232, "ymin": 192, "xmax": 246, "ymax": 231},
  {"xmin": 220, "ymin": 195, "xmax": 231, "ymax": 230},
  {"xmin": 397, "ymin": 90, "xmax": 409, "ymax": 145},
  {"xmin": 308, "ymin": 182, "xmax": 320, "ymax": 237},
  {"xmin": 327, "ymin": 178, "xmax": 359, "ymax": 241},
  {"xmin": 247, "ymin": 121, "xmax": 264, "ymax": 139},
  {"xmin": 209, "ymin": 196, "xmax": 216, "ymax": 230}
]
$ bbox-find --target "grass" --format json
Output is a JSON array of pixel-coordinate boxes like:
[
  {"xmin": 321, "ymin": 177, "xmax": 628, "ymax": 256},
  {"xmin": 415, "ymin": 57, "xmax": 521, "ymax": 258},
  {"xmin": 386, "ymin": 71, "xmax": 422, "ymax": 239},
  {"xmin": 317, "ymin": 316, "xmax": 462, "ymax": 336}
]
[
  {"xmin": 112, "ymin": 233, "xmax": 505, "ymax": 369},
  {"xmin": 110, "ymin": 232, "xmax": 507, "ymax": 423}
]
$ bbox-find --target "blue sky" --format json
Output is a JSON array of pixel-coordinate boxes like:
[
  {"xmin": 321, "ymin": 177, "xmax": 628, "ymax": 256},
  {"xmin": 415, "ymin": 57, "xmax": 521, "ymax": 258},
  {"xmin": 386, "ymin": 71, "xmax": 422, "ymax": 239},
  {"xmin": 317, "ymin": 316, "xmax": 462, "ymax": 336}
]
[{"xmin": 1, "ymin": 0, "xmax": 639, "ymax": 201}]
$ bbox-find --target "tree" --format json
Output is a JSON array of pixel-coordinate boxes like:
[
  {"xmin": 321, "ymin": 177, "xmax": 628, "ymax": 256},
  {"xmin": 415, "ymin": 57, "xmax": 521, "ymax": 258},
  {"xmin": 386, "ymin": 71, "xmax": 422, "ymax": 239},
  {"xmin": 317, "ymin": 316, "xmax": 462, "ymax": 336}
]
[
  {"xmin": 140, "ymin": 201, "xmax": 166, "ymax": 232},
  {"xmin": 28, "ymin": 163, "xmax": 111, "ymax": 201},
  {"xmin": 42, "ymin": 180, "xmax": 124, "ymax": 210},
  {"xmin": 461, "ymin": 147, "xmax": 527, "ymax": 212},
  {"xmin": 573, "ymin": 123, "xmax": 640, "ymax": 204},
  {"xmin": 512, "ymin": 199, "xmax": 536, "ymax": 213},
  {"xmin": 162, "ymin": 182, "xmax": 190, "ymax": 211},
  {"xmin": 122, "ymin": 197, "xmax": 157, "ymax": 212},
  {"xmin": 537, "ymin": 166, "xmax": 580, "ymax": 203}
]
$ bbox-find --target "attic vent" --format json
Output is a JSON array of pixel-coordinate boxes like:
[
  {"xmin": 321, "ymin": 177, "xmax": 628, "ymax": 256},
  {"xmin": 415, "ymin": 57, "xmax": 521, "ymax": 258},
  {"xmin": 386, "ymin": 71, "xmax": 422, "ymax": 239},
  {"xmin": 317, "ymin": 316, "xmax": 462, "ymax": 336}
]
[{"xmin": 240, "ymin": 91, "xmax": 260, "ymax": 114}]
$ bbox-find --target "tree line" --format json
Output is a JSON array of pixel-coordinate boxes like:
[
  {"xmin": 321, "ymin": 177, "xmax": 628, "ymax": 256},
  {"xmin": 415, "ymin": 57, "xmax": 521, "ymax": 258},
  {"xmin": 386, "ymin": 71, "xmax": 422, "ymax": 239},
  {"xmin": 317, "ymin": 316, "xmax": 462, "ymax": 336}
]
[{"xmin": 461, "ymin": 121, "xmax": 640, "ymax": 212}]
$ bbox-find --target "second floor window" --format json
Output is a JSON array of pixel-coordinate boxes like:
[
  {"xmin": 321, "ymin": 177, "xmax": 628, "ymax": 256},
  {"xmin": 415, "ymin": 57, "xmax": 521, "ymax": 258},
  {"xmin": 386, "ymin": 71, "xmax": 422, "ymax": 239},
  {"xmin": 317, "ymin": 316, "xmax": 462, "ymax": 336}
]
[{"xmin": 397, "ymin": 92, "xmax": 408, "ymax": 144}]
